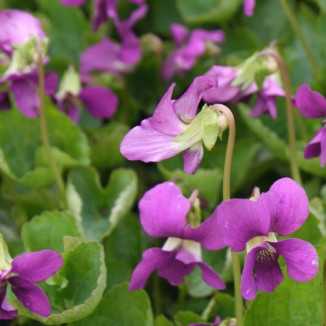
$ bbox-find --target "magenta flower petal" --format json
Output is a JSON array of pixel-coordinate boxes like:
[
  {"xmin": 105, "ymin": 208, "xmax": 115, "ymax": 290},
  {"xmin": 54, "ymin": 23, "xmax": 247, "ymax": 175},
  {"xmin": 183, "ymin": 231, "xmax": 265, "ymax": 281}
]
[
  {"xmin": 120, "ymin": 119, "xmax": 183, "ymax": 162},
  {"xmin": 304, "ymin": 127, "xmax": 326, "ymax": 166},
  {"xmin": 196, "ymin": 262, "xmax": 225, "ymax": 289},
  {"xmin": 183, "ymin": 143, "xmax": 204, "ymax": 174},
  {"xmin": 174, "ymin": 76, "xmax": 216, "ymax": 120},
  {"xmin": 11, "ymin": 250, "xmax": 63, "ymax": 283},
  {"xmin": 241, "ymin": 246, "xmax": 260, "ymax": 300},
  {"xmin": 78, "ymin": 85, "xmax": 118, "ymax": 119},
  {"xmin": 241, "ymin": 245, "xmax": 283, "ymax": 300},
  {"xmin": 44, "ymin": 72, "xmax": 58, "ymax": 96},
  {"xmin": 171, "ymin": 23, "xmax": 188, "ymax": 46},
  {"xmin": 243, "ymin": 0, "xmax": 256, "ymax": 16},
  {"xmin": 138, "ymin": 182, "xmax": 190, "ymax": 238},
  {"xmin": 295, "ymin": 84, "xmax": 326, "ymax": 118},
  {"xmin": 80, "ymin": 38, "xmax": 129, "ymax": 75},
  {"xmin": 218, "ymin": 198, "xmax": 270, "ymax": 251},
  {"xmin": 59, "ymin": 0, "xmax": 85, "ymax": 6},
  {"xmin": 203, "ymin": 66, "xmax": 240, "ymax": 104},
  {"xmin": 10, "ymin": 79, "xmax": 39, "ymax": 117},
  {"xmin": 9, "ymin": 276, "xmax": 51, "ymax": 317},
  {"xmin": 150, "ymin": 83, "xmax": 185, "ymax": 136},
  {"xmin": 0, "ymin": 284, "xmax": 17, "ymax": 319},
  {"xmin": 183, "ymin": 207, "xmax": 226, "ymax": 250},
  {"xmin": 262, "ymin": 178, "xmax": 309, "ymax": 236},
  {"xmin": 157, "ymin": 251, "xmax": 194, "ymax": 286},
  {"xmin": 254, "ymin": 247, "xmax": 283, "ymax": 294},
  {"xmin": 270, "ymin": 239, "xmax": 318, "ymax": 282},
  {"xmin": 129, "ymin": 248, "xmax": 168, "ymax": 290},
  {"xmin": 0, "ymin": 10, "xmax": 46, "ymax": 55}
]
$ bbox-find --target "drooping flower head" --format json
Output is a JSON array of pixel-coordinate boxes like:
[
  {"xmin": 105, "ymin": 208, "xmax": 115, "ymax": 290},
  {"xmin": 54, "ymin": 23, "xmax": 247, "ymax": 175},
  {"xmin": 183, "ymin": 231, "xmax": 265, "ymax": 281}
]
[
  {"xmin": 0, "ymin": 9, "xmax": 46, "ymax": 55},
  {"xmin": 162, "ymin": 23, "xmax": 225, "ymax": 81},
  {"xmin": 120, "ymin": 76, "xmax": 229, "ymax": 174},
  {"xmin": 217, "ymin": 178, "xmax": 318, "ymax": 300},
  {"xmin": 129, "ymin": 182, "xmax": 226, "ymax": 291},
  {"xmin": 295, "ymin": 84, "xmax": 326, "ymax": 166},
  {"xmin": 0, "ymin": 235, "xmax": 63, "ymax": 319},
  {"xmin": 0, "ymin": 9, "xmax": 58, "ymax": 117}
]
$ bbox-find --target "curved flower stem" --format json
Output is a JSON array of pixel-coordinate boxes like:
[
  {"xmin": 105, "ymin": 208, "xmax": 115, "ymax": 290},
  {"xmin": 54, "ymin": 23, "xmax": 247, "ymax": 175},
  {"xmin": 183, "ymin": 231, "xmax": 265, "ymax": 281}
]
[
  {"xmin": 260, "ymin": 51, "xmax": 302, "ymax": 185},
  {"xmin": 211, "ymin": 104, "xmax": 243, "ymax": 326},
  {"xmin": 36, "ymin": 45, "xmax": 66, "ymax": 209},
  {"xmin": 278, "ymin": 0, "xmax": 321, "ymax": 81}
]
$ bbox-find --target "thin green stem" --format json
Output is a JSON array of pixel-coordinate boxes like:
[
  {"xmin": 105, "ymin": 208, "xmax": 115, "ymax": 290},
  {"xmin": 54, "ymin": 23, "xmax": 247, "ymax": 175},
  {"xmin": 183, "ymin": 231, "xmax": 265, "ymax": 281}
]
[
  {"xmin": 201, "ymin": 293, "xmax": 218, "ymax": 321},
  {"xmin": 211, "ymin": 104, "xmax": 243, "ymax": 326},
  {"xmin": 260, "ymin": 51, "xmax": 302, "ymax": 185},
  {"xmin": 278, "ymin": 0, "xmax": 321, "ymax": 81},
  {"xmin": 323, "ymin": 252, "xmax": 326, "ymax": 326},
  {"xmin": 36, "ymin": 45, "xmax": 66, "ymax": 209}
]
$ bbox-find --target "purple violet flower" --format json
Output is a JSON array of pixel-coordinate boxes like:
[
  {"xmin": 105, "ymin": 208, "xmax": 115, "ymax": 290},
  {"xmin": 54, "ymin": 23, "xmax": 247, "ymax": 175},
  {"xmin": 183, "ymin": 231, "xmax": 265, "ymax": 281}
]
[
  {"xmin": 162, "ymin": 24, "xmax": 225, "ymax": 81},
  {"xmin": 217, "ymin": 177, "xmax": 318, "ymax": 300},
  {"xmin": 129, "ymin": 182, "xmax": 226, "ymax": 291},
  {"xmin": 0, "ymin": 249, "xmax": 63, "ymax": 319},
  {"xmin": 0, "ymin": 9, "xmax": 46, "ymax": 55},
  {"xmin": 81, "ymin": 4, "xmax": 147, "ymax": 75},
  {"xmin": 0, "ymin": 71, "xmax": 58, "ymax": 117},
  {"xmin": 243, "ymin": 0, "xmax": 256, "ymax": 16},
  {"xmin": 203, "ymin": 65, "xmax": 285, "ymax": 119},
  {"xmin": 295, "ymin": 84, "xmax": 326, "ymax": 166},
  {"xmin": 120, "ymin": 76, "xmax": 217, "ymax": 174},
  {"xmin": 55, "ymin": 67, "xmax": 117, "ymax": 122}
]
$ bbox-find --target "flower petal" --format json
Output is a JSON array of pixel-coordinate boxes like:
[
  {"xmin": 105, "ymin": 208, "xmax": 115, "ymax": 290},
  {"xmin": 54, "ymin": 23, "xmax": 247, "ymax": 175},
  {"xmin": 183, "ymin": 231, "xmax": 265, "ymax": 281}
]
[
  {"xmin": 171, "ymin": 23, "xmax": 188, "ymax": 46},
  {"xmin": 129, "ymin": 248, "xmax": 168, "ymax": 290},
  {"xmin": 304, "ymin": 127, "xmax": 326, "ymax": 167},
  {"xmin": 173, "ymin": 76, "xmax": 216, "ymax": 120},
  {"xmin": 203, "ymin": 66, "xmax": 240, "ymax": 104},
  {"xmin": 269, "ymin": 239, "xmax": 318, "ymax": 282},
  {"xmin": 44, "ymin": 72, "xmax": 58, "ymax": 96},
  {"xmin": 183, "ymin": 206, "xmax": 226, "ymax": 250},
  {"xmin": 150, "ymin": 83, "xmax": 186, "ymax": 136},
  {"xmin": 80, "ymin": 38, "xmax": 129, "ymax": 75},
  {"xmin": 241, "ymin": 246, "xmax": 260, "ymax": 300},
  {"xmin": 254, "ymin": 246, "xmax": 283, "ymax": 294},
  {"xmin": 59, "ymin": 0, "xmax": 85, "ymax": 6},
  {"xmin": 120, "ymin": 119, "xmax": 184, "ymax": 162},
  {"xmin": 10, "ymin": 250, "xmax": 63, "ymax": 283},
  {"xmin": 9, "ymin": 276, "xmax": 51, "ymax": 317},
  {"xmin": 183, "ymin": 142, "xmax": 204, "ymax": 174},
  {"xmin": 218, "ymin": 198, "xmax": 270, "ymax": 251},
  {"xmin": 79, "ymin": 85, "xmax": 117, "ymax": 119},
  {"xmin": 262, "ymin": 177, "xmax": 309, "ymax": 235},
  {"xmin": 0, "ymin": 282, "xmax": 17, "ymax": 320},
  {"xmin": 243, "ymin": 0, "xmax": 256, "ymax": 16},
  {"xmin": 296, "ymin": 84, "xmax": 326, "ymax": 118},
  {"xmin": 138, "ymin": 182, "xmax": 190, "ymax": 238},
  {"xmin": 10, "ymin": 79, "xmax": 39, "ymax": 117},
  {"xmin": 196, "ymin": 262, "xmax": 225, "ymax": 290}
]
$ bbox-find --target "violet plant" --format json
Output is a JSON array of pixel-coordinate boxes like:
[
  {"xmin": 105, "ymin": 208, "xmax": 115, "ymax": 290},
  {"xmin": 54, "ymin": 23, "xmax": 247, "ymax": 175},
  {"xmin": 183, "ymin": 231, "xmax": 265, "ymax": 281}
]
[{"xmin": 0, "ymin": 1, "xmax": 325, "ymax": 326}]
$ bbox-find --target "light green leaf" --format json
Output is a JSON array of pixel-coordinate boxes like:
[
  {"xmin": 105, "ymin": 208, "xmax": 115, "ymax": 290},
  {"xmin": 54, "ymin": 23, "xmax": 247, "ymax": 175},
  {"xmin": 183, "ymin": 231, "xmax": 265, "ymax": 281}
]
[
  {"xmin": 174, "ymin": 311, "xmax": 204, "ymax": 326},
  {"xmin": 155, "ymin": 315, "xmax": 174, "ymax": 326},
  {"xmin": 67, "ymin": 167, "xmax": 138, "ymax": 241},
  {"xmin": 69, "ymin": 283, "xmax": 154, "ymax": 326},
  {"xmin": 22, "ymin": 210, "xmax": 82, "ymax": 253},
  {"xmin": 177, "ymin": 0, "xmax": 242, "ymax": 25},
  {"xmin": 90, "ymin": 122, "xmax": 129, "ymax": 169},
  {"xmin": 0, "ymin": 104, "xmax": 89, "ymax": 188},
  {"xmin": 9, "ymin": 241, "xmax": 106, "ymax": 325}
]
